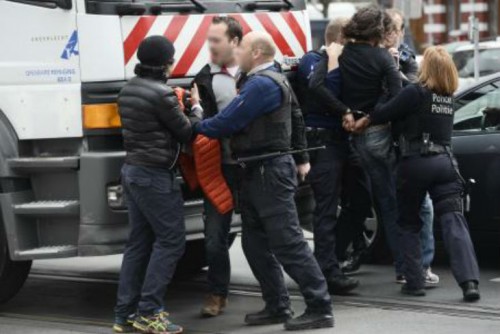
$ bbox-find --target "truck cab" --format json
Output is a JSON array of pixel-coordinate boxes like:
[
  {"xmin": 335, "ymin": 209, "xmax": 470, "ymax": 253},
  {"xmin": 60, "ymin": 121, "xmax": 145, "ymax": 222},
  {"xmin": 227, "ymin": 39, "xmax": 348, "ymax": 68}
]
[{"xmin": 0, "ymin": 0, "xmax": 312, "ymax": 303}]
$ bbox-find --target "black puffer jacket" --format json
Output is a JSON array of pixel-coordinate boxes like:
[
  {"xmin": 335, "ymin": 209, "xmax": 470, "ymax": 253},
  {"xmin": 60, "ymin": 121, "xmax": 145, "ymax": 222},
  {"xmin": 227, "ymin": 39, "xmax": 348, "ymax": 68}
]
[{"xmin": 118, "ymin": 76, "xmax": 194, "ymax": 169}]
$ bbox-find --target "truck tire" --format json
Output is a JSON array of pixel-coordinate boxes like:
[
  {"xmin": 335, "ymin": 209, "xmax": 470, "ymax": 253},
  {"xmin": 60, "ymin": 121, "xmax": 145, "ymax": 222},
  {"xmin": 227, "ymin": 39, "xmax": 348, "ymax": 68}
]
[{"xmin": 0, "ymin": 221, "xmax": 32, "ymax": 304}]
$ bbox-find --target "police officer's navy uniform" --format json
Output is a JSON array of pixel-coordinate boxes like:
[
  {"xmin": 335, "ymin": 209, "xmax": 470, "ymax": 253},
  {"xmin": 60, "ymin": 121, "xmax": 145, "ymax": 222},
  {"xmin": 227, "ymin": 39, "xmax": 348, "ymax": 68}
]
[
  {"xmin": 370, "ymin": 83, "xmax": 480, "ymax": 298},
  {"xmin": 192, "ymin": 63, "xmax": 333, "ymax": 329}
]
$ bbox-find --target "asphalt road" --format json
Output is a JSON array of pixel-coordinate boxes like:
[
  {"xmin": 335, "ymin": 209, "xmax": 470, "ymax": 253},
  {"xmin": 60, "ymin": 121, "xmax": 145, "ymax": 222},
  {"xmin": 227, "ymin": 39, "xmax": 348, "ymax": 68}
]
[{"xmin": 0, "ymin": 236, "xmax": 499, "ymax": 334}]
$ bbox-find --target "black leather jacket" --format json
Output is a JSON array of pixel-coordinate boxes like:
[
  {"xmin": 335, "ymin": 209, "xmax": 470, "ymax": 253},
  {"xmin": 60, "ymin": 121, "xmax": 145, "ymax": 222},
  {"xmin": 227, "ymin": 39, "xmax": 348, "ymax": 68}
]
[{"xmin": 118, "ymin": 76, "xmax": 195, "ymax": 169}]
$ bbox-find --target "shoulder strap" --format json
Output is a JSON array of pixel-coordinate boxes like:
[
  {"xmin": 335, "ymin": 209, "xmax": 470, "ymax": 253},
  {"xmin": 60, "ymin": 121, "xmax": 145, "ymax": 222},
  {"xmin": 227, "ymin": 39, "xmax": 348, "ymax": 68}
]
[{"xmin": 257, "ymin": 70, "xmax": 297, "ymax": 105}]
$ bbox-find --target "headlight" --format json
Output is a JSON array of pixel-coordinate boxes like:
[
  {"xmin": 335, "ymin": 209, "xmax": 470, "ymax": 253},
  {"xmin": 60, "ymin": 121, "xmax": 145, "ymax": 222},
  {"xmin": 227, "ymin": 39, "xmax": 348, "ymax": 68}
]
[{"xmin": 107, "ymin": 184, "xmax": 127, "ymax": 209}]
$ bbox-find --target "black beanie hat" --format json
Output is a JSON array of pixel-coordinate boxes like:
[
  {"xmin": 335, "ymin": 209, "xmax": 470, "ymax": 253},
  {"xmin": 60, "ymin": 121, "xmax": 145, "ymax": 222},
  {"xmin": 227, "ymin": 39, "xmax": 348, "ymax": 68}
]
[{"xmin": 137, "ymin": 35, "xmax": 175, "ymax": 68}]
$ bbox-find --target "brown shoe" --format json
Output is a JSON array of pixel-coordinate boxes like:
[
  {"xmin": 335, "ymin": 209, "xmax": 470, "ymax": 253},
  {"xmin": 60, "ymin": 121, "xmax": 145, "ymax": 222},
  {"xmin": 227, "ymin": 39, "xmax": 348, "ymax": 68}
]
[{"xmin": 201, "ymin": 294, "xmax": 228, "ymax": 317}]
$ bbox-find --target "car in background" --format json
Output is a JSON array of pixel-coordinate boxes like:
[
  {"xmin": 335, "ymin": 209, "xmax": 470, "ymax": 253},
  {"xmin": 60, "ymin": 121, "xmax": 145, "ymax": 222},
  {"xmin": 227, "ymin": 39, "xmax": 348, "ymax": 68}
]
[
  {"xmin": 443, "ymin": 41, "xmax": 470, "ymax": 54},
  {"xmin": 452, "ymin": 73, "xmax": 500, "ymax": 257},
  {"xmin": 452, "ymin": 41, "xmax": 500, "ymax": 89}
]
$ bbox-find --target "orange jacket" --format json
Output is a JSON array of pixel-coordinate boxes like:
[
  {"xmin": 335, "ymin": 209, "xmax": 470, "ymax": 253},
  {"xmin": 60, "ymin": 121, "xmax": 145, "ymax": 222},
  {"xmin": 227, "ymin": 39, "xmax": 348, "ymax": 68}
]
[
  {"xmin": 178, "ymin": 136, "xmax": 234, "ymax": 215},
  {"xmin": 175, "ymin": 87, "xmax": 234, "ymax": 215}
]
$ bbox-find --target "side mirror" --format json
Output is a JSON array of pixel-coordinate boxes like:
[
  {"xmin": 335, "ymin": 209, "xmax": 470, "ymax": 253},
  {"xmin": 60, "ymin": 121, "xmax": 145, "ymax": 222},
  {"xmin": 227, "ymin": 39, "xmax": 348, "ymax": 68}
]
[{"xmin": 480, "ymin": 107, "xmax": 500, "ymax": 130}]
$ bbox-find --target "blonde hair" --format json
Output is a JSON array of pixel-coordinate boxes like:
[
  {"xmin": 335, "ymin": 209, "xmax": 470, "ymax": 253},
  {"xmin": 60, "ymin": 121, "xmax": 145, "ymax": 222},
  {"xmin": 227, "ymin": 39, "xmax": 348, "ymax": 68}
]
[
  {"xmin": 325, "ymin": 17, "xmax": 350, "ymax": 45},
  {"xmin": 419, "ymin": 46, "xmax": 458, "ymax": 96}
]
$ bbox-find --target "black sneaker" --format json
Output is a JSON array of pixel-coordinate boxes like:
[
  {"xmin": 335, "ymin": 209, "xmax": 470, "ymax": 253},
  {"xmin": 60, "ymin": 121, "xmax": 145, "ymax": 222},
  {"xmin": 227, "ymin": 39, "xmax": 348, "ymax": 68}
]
[
  {"xmin": 395, "ymin": 274, "xmax": 407, "ymax": 284},
  {"xmin": 401, "ymin": 284, "xmax": 426, "ymax": 297},
  {"xmin": 244, "ymin": 307, "xmax": 293, "ymax": 326},
  {"xmin": 327, "ymin": 275, "xmax": 359, "ymax": 295},
  {"xmin": 284, "ymin": 311, "xmax": 334, "ymax": 331},
  {"xmin": 460, "ymin": 280, "xmax": 480, "ymax": 302}
]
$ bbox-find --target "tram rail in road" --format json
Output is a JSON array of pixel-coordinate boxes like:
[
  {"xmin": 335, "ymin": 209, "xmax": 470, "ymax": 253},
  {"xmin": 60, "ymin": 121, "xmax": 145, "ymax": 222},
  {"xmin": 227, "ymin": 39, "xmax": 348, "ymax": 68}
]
[
  {"xmin": 24, "ymin": 270, "xmax": 500, "ymax": 322},
  {"xmin": 1, "ymin": 268, "xmax": 500, "ymax": 334}
]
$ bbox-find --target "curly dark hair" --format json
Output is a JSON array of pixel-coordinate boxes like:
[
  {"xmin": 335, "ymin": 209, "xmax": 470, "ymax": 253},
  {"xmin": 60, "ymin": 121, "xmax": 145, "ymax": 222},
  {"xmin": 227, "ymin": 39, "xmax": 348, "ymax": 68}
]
[{"xmin": 343, "ymin": 5, "xmax": 385, "ymax": 44}]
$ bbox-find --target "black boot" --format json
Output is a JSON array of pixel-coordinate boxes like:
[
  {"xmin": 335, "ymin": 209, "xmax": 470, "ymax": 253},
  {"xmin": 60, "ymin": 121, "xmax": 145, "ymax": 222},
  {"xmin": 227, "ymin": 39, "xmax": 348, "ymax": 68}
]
[
  {"xmin": 460, "ymin": 280, "xmax": 480, "ymax": 302},
  {"xmin": 341, "ymin": 250, "xmax": 364, "ymax": 274},
  {"xmin": 327, "ymin": 275, "xmax": 359, "ymax": 295},
  {"xmin": 284, "ymin": 310, "xmax": 334, "ymax": 331},
  {"xmin": 245, "ymin": 307, "xmax": 293, "ymax": 326},
  {"xmin": 401, "ymin": 284, "xmax": 426, "ymax": 297}
]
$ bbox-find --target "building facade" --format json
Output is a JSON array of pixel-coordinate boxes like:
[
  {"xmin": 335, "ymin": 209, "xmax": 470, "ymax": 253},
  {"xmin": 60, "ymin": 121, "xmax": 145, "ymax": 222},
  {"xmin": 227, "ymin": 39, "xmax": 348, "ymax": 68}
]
[{"xmin": 384, "ymin": 0, "xmax": 500, "ymax": 48}]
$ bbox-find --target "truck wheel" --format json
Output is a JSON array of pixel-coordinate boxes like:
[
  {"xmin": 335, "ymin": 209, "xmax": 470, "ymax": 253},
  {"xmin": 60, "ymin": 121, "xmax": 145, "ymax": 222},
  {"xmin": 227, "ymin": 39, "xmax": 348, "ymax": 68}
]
[{"xmin": 0, "ymin": 221, "xmax": 32, "ymax": 304}]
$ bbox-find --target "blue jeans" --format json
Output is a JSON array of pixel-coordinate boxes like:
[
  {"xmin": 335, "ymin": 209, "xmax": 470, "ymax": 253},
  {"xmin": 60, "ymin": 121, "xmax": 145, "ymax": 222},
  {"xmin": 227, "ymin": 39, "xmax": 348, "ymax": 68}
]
[
  {"xmin": 420, "ymin": 193, "xmax": 435, "ymax": 269},
  {"xmin": 352, "ymin": 125, "xmax": 402, "ymax": 274},
  {"xmin": 203, "ymin": 164, "xmax": 238, "ymax": 297},
  {"xmin": 115, "ymin": 164, "xmax": 186, "ymax": 321}
]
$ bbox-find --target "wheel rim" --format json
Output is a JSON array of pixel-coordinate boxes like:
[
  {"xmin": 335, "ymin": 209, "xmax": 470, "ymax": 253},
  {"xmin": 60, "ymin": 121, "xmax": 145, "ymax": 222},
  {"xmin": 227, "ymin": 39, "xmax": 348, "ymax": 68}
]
[{"xmin": 363, "ymin": 211, "xmax": 378, "ymax": 249}]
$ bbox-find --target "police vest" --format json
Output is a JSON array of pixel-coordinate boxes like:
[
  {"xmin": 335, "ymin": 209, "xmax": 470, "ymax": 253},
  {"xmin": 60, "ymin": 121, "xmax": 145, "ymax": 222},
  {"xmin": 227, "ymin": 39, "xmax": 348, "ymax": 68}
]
[
  {"xmin": 231, "ymin": 70, "xmax": 292, "ymax": 156},
  {"xmin": 398, "ymin": 85, "xmax": 454, "ymax": 147}
]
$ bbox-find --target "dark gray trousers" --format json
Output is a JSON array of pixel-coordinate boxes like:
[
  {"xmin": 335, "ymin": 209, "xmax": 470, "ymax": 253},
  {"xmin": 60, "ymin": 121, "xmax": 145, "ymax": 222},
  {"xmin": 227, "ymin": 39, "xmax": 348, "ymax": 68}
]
[{"xmin": 239, "ymin": 155, "xmax": 332, "ymax": 313}]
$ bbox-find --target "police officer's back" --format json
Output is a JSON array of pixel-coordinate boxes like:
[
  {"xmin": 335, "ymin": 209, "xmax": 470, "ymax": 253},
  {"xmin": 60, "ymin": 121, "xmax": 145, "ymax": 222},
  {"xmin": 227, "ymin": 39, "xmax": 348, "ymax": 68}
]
[{"xmin": 359, "ymin": 46, "xmax": 480, "ymax": 302}]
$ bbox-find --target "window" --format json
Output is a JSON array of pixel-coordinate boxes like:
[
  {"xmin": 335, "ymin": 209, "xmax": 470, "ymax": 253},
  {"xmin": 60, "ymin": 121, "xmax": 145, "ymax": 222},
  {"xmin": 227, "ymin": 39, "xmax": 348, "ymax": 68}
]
[
  {"xmin": 454, "ymin": 81, "xmax": 500, "ymax": 131},
  {"xmin": 453, "ymin": 48, "xmax": 500, "ymax": 78}
]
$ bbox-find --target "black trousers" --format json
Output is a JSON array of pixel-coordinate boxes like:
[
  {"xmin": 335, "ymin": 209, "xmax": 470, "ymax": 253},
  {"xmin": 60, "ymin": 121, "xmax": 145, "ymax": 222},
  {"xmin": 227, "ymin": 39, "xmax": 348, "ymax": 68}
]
[
  {"xmin": 397, "ymin": 153, "xmax": 480, "ymax": 289},
  {"xmin": 336, "ymin": 143, "xmax": 372, "ymax": 261},
  {"xmin": 308, "ymin": 137, "xmax": 371, "ymax": 278},
  {"xmin": 239, "ymin": 155, "xmax": 332, "ymax": 313}
]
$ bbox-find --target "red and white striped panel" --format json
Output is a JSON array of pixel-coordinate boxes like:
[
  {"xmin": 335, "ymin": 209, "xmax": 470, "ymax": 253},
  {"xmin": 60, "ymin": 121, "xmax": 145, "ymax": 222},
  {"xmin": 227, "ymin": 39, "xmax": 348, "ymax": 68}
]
[{"xmin": 121, "ymin": 11, "xmax": 312, "ymax": 79}]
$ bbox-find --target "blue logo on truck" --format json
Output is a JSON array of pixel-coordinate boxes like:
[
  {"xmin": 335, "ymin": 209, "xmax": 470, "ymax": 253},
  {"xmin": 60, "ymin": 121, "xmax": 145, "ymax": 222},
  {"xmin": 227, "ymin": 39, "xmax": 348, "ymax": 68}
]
[{"xmin": 61, "ymin": 31, "xmax": 79, "ymax": 60}]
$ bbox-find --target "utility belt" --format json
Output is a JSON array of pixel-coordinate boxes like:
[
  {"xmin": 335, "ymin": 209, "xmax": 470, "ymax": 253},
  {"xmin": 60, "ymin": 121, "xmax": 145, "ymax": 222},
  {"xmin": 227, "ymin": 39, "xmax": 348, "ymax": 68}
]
[
  {"xmin": 398, "ymin": 134, "xmax": 450, "ymax": 158},
  {"xmin": 306, "ymin": 127, "xmax": 345, "ymax": 144}
]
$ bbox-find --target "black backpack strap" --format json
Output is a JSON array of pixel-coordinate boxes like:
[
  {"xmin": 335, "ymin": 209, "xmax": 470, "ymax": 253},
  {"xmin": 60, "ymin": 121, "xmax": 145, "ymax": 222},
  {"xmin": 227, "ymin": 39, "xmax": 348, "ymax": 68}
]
[{"xmin": 257, "ymin": 70, "xmax": 296, "ymax": 105}]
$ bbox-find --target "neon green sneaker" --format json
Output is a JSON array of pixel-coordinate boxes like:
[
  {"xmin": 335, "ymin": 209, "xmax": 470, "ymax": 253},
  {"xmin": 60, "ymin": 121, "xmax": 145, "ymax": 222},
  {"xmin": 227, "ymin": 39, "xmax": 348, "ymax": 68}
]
[
  {"xmin": 113, "ymin": 313, "xmax": 136, "ymax": 333},
  {"xmin": 133, "ymin": 312, "xmax": 183, "ymax": 334}
]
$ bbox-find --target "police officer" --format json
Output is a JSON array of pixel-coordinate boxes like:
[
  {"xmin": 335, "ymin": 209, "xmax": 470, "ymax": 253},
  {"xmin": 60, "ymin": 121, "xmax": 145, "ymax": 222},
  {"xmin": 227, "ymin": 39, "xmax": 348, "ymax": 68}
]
[
  {"xmin": 354, "ymin": 46, "xmax": 480, "ymax": 301},
  {"xmin": 296, "ymin": 18, "xmax": 364, "ymax": 291},
  {"xmin": 383, "ymin": 8, "xmax": 439, "ymax": 285},
  {"xmin": 190, "ymin": 31, "xmax": 334, "ymax": 330}
]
